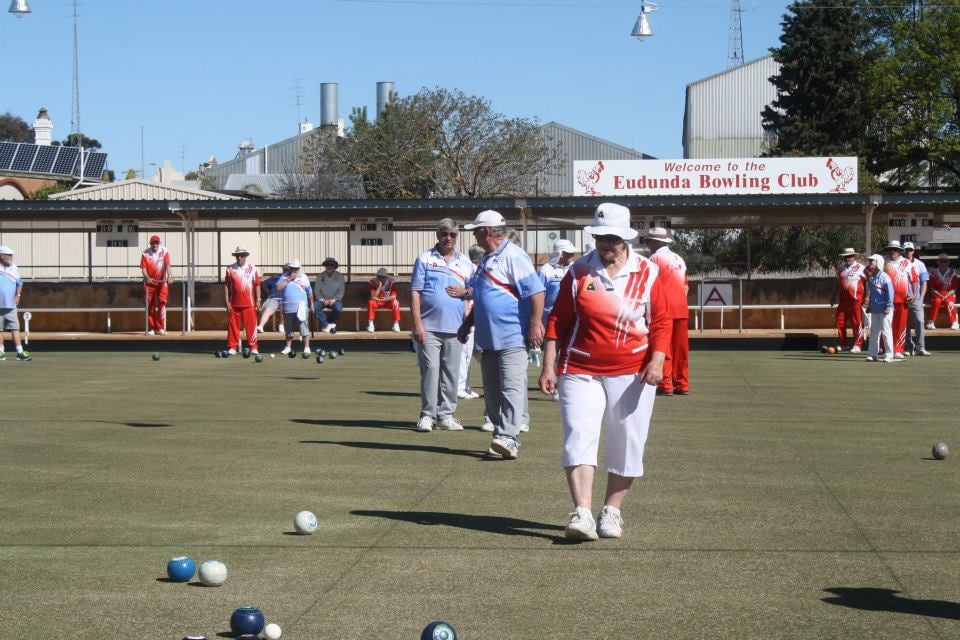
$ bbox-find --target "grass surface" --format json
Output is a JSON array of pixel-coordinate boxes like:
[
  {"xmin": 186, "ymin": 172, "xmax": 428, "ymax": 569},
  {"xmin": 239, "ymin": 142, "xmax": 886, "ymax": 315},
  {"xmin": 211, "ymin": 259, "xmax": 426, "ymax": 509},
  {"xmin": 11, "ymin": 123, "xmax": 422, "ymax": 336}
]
[{"xmin": 2, "ymin": 347, "xmax": 960, "ymax": 639}]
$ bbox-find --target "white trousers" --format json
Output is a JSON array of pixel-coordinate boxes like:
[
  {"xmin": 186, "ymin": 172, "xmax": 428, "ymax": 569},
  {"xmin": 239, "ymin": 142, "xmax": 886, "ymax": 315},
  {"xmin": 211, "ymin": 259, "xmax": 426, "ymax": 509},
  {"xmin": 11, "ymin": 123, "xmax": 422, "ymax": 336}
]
[
  {"xmin": 558, "ymin": 372, "xmax": 656, "ymax": 477},
  {"xmin": 869, "ymin": 311, "xmax": 893, "ymax": 359},
  {"xmin": 457, "ymin": 328, "xmax": 480, "ymax": 393}
]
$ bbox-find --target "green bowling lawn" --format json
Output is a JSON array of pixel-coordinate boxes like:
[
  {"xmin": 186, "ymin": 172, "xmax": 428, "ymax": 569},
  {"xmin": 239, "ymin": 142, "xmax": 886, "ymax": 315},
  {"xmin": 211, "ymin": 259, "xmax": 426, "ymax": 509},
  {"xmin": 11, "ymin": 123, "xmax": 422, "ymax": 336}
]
[{"xmin": 2, "ymin": 347, "xmax": 959, "ymax": 639}]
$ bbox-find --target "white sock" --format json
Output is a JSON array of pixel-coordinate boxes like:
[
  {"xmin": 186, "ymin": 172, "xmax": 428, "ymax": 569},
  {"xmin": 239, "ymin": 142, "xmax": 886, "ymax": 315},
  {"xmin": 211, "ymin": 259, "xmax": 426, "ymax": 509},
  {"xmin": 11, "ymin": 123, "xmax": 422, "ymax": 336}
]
[{"xmin": 16, "ymin": 346, "xmax": 23, "ymax": 353}]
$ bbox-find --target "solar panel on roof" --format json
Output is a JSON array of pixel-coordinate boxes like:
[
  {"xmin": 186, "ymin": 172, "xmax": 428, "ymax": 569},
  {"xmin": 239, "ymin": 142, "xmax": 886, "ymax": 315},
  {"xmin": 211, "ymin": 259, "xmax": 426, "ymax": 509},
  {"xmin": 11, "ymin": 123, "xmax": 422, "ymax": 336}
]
[
  {"xmin": 82, "ymin": 152, "xmax": 107, "ymax": 179},
  {"xmin": 32, "ymin": 146, "xmax": 59, "ymax": 173},
  {"xmin": 11, "ymin": 144, "xmax": 37, "ymax": 172},
  {"xmin": 0, "ymin": 143, "xmax": 16, "ymax": 170},
  {"xmin": 52, "ymin": 147, "xmax": 79, "ymax": 175}
]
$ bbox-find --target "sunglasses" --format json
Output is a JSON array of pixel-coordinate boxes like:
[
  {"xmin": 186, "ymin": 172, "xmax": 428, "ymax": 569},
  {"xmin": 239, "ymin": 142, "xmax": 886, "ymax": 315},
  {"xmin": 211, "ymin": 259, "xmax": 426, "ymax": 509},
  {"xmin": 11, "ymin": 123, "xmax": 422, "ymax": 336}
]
[
  {"xmin": 594, "ymin": 234, "xmax": 624, "ymax": 243},
  {"xmin": 439, "ymin": 231, "xmax": 458, "ymax": 238}
]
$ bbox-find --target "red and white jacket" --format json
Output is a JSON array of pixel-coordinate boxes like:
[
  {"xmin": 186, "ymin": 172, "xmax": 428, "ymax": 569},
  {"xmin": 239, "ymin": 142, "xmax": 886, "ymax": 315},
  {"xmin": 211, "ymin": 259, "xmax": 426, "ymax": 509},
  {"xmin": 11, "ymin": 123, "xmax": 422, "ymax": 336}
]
[
  {"xmin": 836, "ymin": 262, "xmax": 866, "ymax": 305},
  {"xmin": 886, "ymin": 256, "xmax": 918, "ymax": 304},
  {"xmin": 929, "ymin": 267, "xmax": 958, "ymax": 296},
  {"xmin": 545, "ymin": 248, "xmax": 672, "ymax": 376}
]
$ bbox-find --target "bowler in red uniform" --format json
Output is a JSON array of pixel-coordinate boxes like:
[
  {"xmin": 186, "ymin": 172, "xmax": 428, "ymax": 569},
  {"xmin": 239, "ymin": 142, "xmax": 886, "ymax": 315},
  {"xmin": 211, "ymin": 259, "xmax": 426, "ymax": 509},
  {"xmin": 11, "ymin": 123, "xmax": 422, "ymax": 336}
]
[
  {"xmin": 645, "ymin": 227, "xmax": 689, "ymax": 395},
  {"xmin": 140, "ymin": 235, "xmax": 171, "ymax": 335},
  {"xmin": 224, "ymin": 246, "xmax": 261, "ymax": 354}
]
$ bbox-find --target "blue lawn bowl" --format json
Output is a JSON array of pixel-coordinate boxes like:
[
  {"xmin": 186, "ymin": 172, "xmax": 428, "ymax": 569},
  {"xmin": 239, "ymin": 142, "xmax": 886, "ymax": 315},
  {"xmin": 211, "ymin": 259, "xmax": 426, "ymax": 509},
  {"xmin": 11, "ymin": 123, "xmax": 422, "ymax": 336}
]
[
  {"xmin": 338, "ymin": 347, "xmax": 345, "ymax": 355},
  {"xmin": 242, "ymin": 347, "xmax": 251, "ymax": 359},
  {"xmin": 230, "ymin": 606, "xmax": 265, "ymax": 637},
  {"xmin": 166, "ymin": 556, "xmax": 196, "ymax": 582},
  {"xmin": 316, "ymin": 353, "xmax": 325, "ymax": 364},
  {"xmin": 214, "ymin": 350, "xmax": 222, "ymax": 358},
  {"xmin": 421, "ymin": 620, "xmax": 458, "ymax": 640}
]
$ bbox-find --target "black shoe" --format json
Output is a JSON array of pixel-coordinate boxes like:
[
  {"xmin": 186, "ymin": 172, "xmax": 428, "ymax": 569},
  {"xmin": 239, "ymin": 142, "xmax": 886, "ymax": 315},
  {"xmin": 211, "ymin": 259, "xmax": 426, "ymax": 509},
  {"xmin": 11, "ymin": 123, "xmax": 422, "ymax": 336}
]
[
  {"xmin": 656, "ymin": 389, "xmax": 673, "ymax": 396},
  {"xmin": 674, "ymin": 389, "xmax": 690, "ymax": 396}
]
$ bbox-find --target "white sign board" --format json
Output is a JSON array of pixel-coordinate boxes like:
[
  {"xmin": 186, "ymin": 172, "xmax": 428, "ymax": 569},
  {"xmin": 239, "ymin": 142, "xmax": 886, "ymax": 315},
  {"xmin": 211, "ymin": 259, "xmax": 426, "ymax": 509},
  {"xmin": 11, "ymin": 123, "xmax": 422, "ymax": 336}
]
[
  {"xmin": 699, "ymin": 284, "xmax": 733, "ymax": 307},
  {"xmin": 349, "ymin": 217, "xmax": 394, "ymax": 246},
  {"xmin": 888, "ymin": 212, "xmax": 935, "ymax": 248},
  {"xmin": 95, "ymin": 219, "xmax": 140, "ymax": 248},
  {"xmin": 573, "ymin": 157, "xmax": 858, "ymax": 196}
]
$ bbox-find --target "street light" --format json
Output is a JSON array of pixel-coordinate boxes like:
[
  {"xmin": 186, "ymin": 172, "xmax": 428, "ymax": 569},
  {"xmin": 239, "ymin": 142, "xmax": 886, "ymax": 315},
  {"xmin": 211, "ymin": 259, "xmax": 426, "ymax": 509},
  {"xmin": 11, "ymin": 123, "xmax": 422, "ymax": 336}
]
[
  {"xmin": 8, "ymin": 0, "xmax": 31, "ymax": 17},
  {"xmin": 631, "ymin": 0, "xmax": 658, "ymax": 41}
]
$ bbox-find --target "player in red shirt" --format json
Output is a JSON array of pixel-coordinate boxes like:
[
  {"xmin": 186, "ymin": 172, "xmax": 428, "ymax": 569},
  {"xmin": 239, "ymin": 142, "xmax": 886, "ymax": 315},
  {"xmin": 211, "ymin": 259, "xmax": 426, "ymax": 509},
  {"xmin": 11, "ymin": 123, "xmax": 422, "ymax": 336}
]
[
  {"xmin": 883, "ymin": 240, "xmax": 918, "ymax": 358},
  {"xmin": 927, "ymin": 253, "xmax": 959, "ymax": 330},
  {"xmin": 645, "ymin": 227, "xmax": 689, "ymax": 395},
  {"xmin": 367, "ymin": 267, "xmax": 401, "ymax": 332},
  {"xmin": 223, "ymin": 246, "xmax": 261, "ymax": 354},
  {"xmin": 834, "ymin": 248, "xmax": 866, "ymax": 352},
  {"xmin": 140, "ymin": 235, "xmax": 172, "ymax": 335}
]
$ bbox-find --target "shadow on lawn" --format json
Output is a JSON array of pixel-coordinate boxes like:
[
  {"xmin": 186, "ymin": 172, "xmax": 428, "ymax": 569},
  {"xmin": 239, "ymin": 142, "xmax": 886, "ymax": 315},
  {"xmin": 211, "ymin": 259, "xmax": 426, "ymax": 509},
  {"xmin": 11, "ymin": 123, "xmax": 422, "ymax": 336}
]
[
  {"xmin": 301, "ymin": 439, "xmax": 490, "ymax": 459},
  {"xmin": 822, "ymin": 587, "xmax": 960, "ymax": 620},
  {"xmin": 291, "ymin": 418, "xmax": 410, "ymax": 430},
  {"xmin": 365, "ymin": 390, "xmax": 420, "ymax": 398},
  {"xmin": 352, "ymin": 509, "xmax": 565, "ymax": 541},
  {"xmin": 98, "ymin": 421, "xmax": 172, "ymax": 428}
]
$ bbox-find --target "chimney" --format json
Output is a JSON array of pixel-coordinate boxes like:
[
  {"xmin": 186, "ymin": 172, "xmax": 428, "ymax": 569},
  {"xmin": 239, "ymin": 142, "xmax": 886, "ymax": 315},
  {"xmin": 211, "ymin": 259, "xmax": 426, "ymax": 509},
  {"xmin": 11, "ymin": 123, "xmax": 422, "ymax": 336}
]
[
  {"xmin": 33, "ymin": 107, "xmax": 53, "ymax": 146},
  {"xmin": 320, "ymin": 83, "xmax": 339, "ymax": 128},
  {"xmin": 299, "ymin": 118, "xmax": 314, "ymax": 135},
  {"xmin": 376, "ymin": 82, "xmax": 395, "ymax": 118}
]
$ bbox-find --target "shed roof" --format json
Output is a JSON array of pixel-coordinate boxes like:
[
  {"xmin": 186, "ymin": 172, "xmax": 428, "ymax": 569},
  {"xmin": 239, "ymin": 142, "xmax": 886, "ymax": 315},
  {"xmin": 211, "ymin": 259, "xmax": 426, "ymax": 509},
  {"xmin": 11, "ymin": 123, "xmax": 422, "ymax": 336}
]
[{"xmin": 47, "ymin": 178, "xmax": 241, "ymax": 201}]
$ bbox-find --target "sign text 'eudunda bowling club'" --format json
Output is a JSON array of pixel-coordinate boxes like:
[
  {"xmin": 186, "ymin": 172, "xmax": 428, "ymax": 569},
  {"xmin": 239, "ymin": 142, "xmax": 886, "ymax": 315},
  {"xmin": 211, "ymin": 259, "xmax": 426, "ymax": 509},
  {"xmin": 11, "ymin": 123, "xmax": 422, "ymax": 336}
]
[{"xmin": 574, "ymin": 157, "xmax": 858, "ymax": 196}]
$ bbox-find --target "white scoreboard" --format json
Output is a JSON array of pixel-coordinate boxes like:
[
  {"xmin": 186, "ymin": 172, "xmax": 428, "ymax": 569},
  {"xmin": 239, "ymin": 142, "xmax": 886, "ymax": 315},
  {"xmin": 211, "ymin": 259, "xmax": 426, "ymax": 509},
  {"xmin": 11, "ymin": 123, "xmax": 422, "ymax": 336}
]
[
  {"xmin": 349, "ymin": 217, "xmax": 394, "ymax": 246},
  {"xmin": 96, "ymin": 219, "xmax": 140, "ymax": 248}
]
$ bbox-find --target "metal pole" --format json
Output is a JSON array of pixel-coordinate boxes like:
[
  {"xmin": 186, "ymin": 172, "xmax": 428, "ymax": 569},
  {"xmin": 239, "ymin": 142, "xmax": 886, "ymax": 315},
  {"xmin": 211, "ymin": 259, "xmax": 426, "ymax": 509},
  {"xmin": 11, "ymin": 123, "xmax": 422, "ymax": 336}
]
[
  {"xmin": 738, "ymin": 278, "xmax": 744, "ymax": 334},
  {"xmin": 346, "ymin": 225, "xmax": 352, "ymax": 283},
  {"xmin": 87, "ymin": 231, "xmax": 93, "ymax": 282},
  {"xmin": 698, "ymin": 281, "xmax": 704, "ymax": 333}
]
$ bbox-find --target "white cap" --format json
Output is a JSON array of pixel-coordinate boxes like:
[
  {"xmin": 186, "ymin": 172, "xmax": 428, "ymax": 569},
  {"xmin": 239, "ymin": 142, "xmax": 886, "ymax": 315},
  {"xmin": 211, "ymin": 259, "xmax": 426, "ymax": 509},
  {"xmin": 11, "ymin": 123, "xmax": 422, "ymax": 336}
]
[
  {"xmin": 903, "ymin": 241, "xmax": 915, "ymax": 250},
  {"xmin": 463, "ymin": 209, "xmax": 506, "ymax": 230},
  {"xmin": 553, "ymin": 239, "xmax": 576, "ymax": 254},
  {"xmin": 938, "ymin": 253, "xmax": 950, "ymax": 261},
  {"xmin": 584, "ymin": 203, "xmax": 638, "ymax": 240},
  {"xmin": 868, "ymin": 254, "xmax": 885, "ymax": 270},
  {"xmin": 285, "ymin": 259, "xmax": 301, "ymax": 269},
  {"xmin": 0, "ymin": 245, "xmax": 14, "ymax": 255},
  {"xmin": 645, "ymin": 226, "xmax": 673, "ymax": 244}
]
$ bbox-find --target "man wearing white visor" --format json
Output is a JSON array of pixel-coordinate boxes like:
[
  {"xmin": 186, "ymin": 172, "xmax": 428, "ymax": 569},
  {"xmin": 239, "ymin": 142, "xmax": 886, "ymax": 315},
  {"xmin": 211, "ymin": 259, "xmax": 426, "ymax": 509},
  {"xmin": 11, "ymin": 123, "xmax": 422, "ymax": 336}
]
[
  {"xmin": 540, "ymin": 203, "xmax": 672, "ymax": 540},
  {"xmin": 458, "ymin": 210, "xmax": 545, "ymax": 460}
]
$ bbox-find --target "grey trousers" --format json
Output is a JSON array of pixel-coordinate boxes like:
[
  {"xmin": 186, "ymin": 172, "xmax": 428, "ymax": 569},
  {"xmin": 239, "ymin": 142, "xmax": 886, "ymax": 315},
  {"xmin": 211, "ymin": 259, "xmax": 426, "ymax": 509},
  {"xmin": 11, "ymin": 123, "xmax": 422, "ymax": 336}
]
[
  {"xmin": 906, "ymin": 299, "xmax": 926, "ymax": 352},
  {"xmin": 417, "ymin": 331, "xmax": 463, "ymax": 419},
  {"xmin": 480, "ymin": 347, "xmax": 528, "ymax": 440}
]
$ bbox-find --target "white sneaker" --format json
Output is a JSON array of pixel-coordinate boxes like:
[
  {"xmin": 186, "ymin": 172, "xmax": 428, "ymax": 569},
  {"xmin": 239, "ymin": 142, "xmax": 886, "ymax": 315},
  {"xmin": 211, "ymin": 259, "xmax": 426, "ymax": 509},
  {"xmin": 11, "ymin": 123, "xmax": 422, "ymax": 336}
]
[
  {"xmin": 865, "ymin": 356, "xmax": 876, "ymax": 362},
  {"xmin": 916, "ymin": 349, "xmax": 932, "ymax": 356},
  {"xmin": 227, "ymin": 349, "xmax": 237, "ymax": 355},
  {"xmin": 893, "ymin": 353, "xmax": 905, "ymax": 361},
  {"xmin": 415, "ymin": 416, "xmax": 434, "ymax": 432},
  {"xmin": 882, "ymin": 356, "xmax": 893, "ymax": 363},
  {"xmin": 438, "ymin": 417, "xmax": 464, "ymax": 431},
  {"xmin": 158, "ymin": 330, "xmax": 166, "ymax": 336},
  {"xmin": 926, "ymin": 322, "xmax": 936, "ymax": 330},
  {"xmin": 392, "ymin": 322, "xmax": 401, "ymax": 332},
  {"xmin": 952, "ymin": 323, "xmax": 960, "ymax": 331},
  {"xmin": 519, "ymin": 424, "xmax": 529, "ymax": 433},
  {"xmin": 278, "ymin": 324, "xmax": 285, "ymax": 333},
  {"xmin": 146, "ymin": 330, "xmax": 155, "ymax": 336},
  {"xmin": 565, "ymin": 507, "xmax": 598, "ymax": 541},
  {"xmin": 256, "ymin": 326, "xmax": 265, "ymax": 333},
  {"xmin": 280, "ymin": 346, "xmax": 292, "ymax": 355},
  {"xmin": 849, "ymin": 346, "xmax": 861, "ymax": 353},
  {"xmin": 367, "ymin": 321, "xmax": 375, "ymax": 333},
  {"xmin": 490, "ymin": 435, "xmax": 519, "ymax": 459},
  {"xmin": 457, "ymin": 390, "xmax": 480, "ymax": 400},
  {"xmin": 250, "ymin": 349, "xmax": 259, "ymax": 355},
  {"xmin": 597, "ymin": 506, "xmax": 624, "ymax": 539},
  {"xmin": 480, "ymin": 421, "xmax": 495, "ymax": 432},
  {"xmin": 328, "ymin": 323, "xmax": 337, "ymax": 333}
]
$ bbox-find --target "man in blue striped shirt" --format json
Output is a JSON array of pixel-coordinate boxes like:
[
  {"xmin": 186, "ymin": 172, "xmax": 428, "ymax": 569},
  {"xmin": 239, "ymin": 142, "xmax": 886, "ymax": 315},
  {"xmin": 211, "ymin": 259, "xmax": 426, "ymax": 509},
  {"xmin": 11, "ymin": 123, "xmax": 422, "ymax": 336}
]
[{"xmin": 865, "ymin": 254, "xmax": 895, "ymax": 363}]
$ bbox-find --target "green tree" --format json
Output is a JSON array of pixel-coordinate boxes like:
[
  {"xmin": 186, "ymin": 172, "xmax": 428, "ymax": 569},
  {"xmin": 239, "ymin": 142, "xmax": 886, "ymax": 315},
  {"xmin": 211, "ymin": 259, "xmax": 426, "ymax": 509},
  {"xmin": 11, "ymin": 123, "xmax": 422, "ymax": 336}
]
[
  {"xmin": 0, "ymin": 112, "xmax": 32, "ymax": 143},
  {"xmin": 863, "ymin": 0, "xmax": 960, "ymax": 188},
  {"xmin": 29, "ymin": 182, "xmax": 72, "ymax": 200},
  {"xmin": 61, "ymin": 133, "xmax": 102, "ymax": 149},
  {"xmin": 761, "ymin": 0, "xmax": 871, "ymax": 157},
  {"xmin": 124, "ymin": 169, "xmax": 137, "ymax": 180}
]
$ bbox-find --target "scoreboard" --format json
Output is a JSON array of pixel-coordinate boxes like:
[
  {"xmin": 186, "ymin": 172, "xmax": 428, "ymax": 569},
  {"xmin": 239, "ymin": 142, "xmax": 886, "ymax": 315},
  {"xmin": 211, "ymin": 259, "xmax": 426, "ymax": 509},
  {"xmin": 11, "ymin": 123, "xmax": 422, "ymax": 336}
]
[
  {"xmin": 349, "ymin": 217, "xmax": 394, "ymax": 246},
  {"xmin": 96, "ymin": 219, "xmax": 140, "ymax": 248}
]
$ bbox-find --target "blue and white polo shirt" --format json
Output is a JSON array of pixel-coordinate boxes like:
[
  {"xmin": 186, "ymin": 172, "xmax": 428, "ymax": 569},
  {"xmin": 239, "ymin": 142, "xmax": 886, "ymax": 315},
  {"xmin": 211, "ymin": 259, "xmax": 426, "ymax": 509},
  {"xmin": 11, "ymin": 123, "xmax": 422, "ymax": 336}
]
[
  {"xmin": 0, "ymin": 262, "xmax": 22, "ymax": 309},
  {"xmin": 470, "ymin": 239, "xmax": 544, "ymax": 350},
  {"xmin": 411, "ymin": 246, "xmax": 475, "ymax": 334}
]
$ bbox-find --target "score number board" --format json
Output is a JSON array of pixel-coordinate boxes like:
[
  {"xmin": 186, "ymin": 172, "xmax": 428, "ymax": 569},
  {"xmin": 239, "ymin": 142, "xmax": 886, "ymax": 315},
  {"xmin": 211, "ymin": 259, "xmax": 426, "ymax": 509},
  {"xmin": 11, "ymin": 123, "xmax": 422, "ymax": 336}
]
[
  {"xmin": 96, "ymin": 219, "xmax": 140, "ymax": 248},
  {"xmin": 350, "ymin": 217, "xmax": 394, "ymax": 246}
]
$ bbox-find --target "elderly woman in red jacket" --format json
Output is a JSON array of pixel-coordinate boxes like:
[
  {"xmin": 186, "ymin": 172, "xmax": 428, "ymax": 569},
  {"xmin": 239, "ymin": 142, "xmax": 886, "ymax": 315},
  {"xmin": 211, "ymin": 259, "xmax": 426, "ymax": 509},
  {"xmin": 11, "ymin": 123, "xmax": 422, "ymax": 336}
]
[{"xmin": 539, "ymin": 203, "xmax": 672, "ymax": 542}]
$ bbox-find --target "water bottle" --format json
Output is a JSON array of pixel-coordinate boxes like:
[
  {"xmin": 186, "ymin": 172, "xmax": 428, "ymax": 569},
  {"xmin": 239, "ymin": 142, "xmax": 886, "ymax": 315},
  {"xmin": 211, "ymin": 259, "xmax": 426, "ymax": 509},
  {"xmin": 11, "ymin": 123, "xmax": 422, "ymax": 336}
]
[{"xmin": 529, "ymin": 347, "xmax": 542, "ymax": 367}]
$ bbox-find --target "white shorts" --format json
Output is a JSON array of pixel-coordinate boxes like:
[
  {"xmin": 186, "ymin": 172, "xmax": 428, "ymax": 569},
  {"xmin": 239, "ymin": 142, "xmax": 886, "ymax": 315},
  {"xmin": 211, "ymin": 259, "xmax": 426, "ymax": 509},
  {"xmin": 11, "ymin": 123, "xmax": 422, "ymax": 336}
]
[
  {"xmin": 262, "ymin": 298, "xmax": 281, "ymax": 311},
  {"xmin": 558, "ymin": 372, "xmax": 656, "ymax": 477},
  {"xmin": 0, "ymin": 308, "xmax": 19, "ymax": 331}
]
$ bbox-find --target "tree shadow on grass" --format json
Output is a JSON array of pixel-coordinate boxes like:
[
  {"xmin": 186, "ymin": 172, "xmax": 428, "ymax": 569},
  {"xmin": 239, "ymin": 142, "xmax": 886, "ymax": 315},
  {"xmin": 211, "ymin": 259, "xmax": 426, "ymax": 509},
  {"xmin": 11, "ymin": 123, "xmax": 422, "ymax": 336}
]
[
  {"xmin": 291, "ymin": 418, "xmax": 410, "ymax": 430},
  {"xmin": 352, "ymin": 509, "xmax": 566, "ymax": 542},
  {"xmin": 301, "ymin": 439, "xmax": 490, "ymax": 460},
  {"xmin": 822, "ymin": 587, "xmax": 960, "ymax": 620}
]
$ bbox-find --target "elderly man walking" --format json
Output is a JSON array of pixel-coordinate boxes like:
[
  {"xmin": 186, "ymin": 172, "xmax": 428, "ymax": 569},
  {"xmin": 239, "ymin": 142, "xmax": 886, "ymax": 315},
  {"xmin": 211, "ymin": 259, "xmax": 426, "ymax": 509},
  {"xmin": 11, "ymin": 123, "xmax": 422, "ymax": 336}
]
[
  {"xmin": 903, "ymin": 242, "xmax": 931, "ymax": 356},
  {"xmin": 457, "ymin": 210, "xmax": 545, "ymax": 460},
  {"xmin": 0, "ymin": 245, "xmax": 30, "ymax": 361},
  {"xmin": 645, "ymin": 227, "xmax": 690, "ymax": 395},
  {"xmin": 411, "ymin": 218, "xmax": 475, "ymax": 432}
]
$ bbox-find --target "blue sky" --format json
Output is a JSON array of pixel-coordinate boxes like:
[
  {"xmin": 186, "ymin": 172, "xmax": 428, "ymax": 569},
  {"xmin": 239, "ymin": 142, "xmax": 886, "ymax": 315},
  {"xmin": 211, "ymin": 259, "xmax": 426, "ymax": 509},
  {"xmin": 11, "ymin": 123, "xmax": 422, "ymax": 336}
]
[{"xmin": 2, "ymin": 0, "xmax": 791, "ymax": 177}]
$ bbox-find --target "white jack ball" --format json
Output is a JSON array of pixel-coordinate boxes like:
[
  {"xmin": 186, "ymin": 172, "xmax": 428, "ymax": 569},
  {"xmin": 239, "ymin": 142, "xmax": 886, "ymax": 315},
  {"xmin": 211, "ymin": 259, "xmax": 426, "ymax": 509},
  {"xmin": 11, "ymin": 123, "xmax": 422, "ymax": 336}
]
[
  {"xmin": 197, "ymin": 559, "xmax": 228, "ymax": 586},
  {"xmin": 263, "ymin": 622, "xmax": 282, "ymax": 640}
]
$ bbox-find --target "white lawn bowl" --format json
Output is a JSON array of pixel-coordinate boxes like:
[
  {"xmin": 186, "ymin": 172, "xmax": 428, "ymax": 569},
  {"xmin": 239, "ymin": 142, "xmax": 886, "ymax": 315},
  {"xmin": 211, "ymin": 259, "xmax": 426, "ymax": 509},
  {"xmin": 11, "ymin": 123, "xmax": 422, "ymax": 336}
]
[
  {"xmin": 293, "ymin": 510, "xmax": 318, "ymax": 535},
  {"xmin": 197, "ymin": 560, "xmax": 228, "ymax": 586}
]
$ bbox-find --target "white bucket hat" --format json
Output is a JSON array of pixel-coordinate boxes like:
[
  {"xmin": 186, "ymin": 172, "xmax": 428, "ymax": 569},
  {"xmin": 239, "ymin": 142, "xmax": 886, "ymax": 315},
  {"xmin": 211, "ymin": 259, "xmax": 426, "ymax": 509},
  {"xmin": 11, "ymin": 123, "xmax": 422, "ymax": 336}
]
[
  {"xmin": 838, "ymin": 247, "xmax": 857, "ymax": 257},
  {"xmin": 938, "ymin": 253, "xmax": 950, "ymax": 261},
  {"xmin": 0, "ymin": 245, "xmax": 14, "ymax": 255},
  {"xmin": 231, "ymin": 245, "xmax": 251, "ymax": 256},
  {"xmin": 885, "ymin": 240, "xmax": 902, "ymax": 251},
  {"xmin": 463, "ymin": 210, "xmax": 506, "ymax": 230},
  {"xmin": 868, "ymin": 254, "xmax": 885, "ymax": 270},
  {"xmin": 553, "ymin": 239, "xmax": 576, "ymax": 254},
  {"xmin": 285, "ymin": 259, "xmax": 301, "ymax": 269},
  {"xmin": 646, "ymin": 226, "xmax": 673, "ymax": 244},
  {"xmin": 584, "ymin": 203, "xmax": 638, "ymax": 240}
]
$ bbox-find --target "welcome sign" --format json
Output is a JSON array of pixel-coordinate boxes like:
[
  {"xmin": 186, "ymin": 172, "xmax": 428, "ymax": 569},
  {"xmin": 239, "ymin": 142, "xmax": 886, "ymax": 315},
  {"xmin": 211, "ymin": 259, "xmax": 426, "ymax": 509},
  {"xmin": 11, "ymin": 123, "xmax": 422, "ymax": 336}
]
[{"xmin": 573, "ymin": 157, "xmax": 858, "ymax": 196}]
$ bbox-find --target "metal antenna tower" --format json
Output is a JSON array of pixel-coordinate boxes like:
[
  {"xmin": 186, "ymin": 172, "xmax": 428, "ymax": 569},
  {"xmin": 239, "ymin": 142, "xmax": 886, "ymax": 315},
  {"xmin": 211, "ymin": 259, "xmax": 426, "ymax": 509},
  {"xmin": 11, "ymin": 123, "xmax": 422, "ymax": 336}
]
[
  {"xmin": 70, "ymin": 0, "xmax": 81, "ymax": 147},
  {"xmin": 728, "ymin": 0, "xmax": 744, "ymax": 68},
  {"xmin": 293, "ymin": 78, "xmax": 303, "ymax": 126}
]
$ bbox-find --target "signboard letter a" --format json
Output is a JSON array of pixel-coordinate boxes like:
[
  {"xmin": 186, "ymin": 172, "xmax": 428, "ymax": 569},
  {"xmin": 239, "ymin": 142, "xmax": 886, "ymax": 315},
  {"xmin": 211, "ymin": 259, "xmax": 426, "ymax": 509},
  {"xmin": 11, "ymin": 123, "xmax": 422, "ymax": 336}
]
[{"xmin": 704, "ymin": 286, "xmax": 729, "ymax": 306}]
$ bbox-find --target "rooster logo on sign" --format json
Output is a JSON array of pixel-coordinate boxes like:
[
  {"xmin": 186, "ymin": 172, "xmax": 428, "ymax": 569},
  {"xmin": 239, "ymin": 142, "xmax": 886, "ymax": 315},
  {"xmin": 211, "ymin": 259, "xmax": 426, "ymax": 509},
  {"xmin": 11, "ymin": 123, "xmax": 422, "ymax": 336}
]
[
  {"xmin": 826, "ymin": 157, "xmax": 855, "ymax": 193},
  {"xmin": 576, "ymin": 160, "xmax": 605, "ymax": 196}
]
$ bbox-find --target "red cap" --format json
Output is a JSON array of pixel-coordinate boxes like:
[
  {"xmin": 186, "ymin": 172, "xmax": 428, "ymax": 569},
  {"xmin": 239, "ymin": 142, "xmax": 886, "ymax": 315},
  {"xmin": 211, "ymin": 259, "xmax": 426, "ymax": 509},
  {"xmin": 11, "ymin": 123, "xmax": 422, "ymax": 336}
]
[{"xmin": 149, "ymin": 235, "xmax": 161, "ymax": 244}]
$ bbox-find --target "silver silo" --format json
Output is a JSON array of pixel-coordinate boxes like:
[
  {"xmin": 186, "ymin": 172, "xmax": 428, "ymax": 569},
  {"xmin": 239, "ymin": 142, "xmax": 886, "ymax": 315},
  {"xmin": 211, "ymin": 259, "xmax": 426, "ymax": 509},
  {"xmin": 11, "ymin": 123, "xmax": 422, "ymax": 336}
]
[
  {"xmin": 320, "ymin": 83, "xmax": 339, "ymax": 128},
  {"xmin": 376, "ymin": 82, "xmax": 395, "ymax": 118}
]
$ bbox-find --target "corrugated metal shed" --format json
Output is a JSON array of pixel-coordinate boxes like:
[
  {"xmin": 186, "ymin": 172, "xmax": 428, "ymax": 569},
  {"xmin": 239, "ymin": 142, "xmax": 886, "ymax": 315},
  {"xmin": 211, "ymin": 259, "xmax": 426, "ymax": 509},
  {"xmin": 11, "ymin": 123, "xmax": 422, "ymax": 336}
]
[
  {"xmin": 205, "ymin": 130, "xmax": 314, "ymax": 189},
  {"xmin": 48, "ymin": 179, "xmax": 241, "ymax": 201},
  {"xmin": 223, "ymin": 174, "xmax": 284, "ymax": 197},
  {"xmin": 683, "ymin": 55, "xmax": 779, "ymax": 159},
  {"xmin": 538, "ymin": 122, "xmax": 652, "ymax": 196}
]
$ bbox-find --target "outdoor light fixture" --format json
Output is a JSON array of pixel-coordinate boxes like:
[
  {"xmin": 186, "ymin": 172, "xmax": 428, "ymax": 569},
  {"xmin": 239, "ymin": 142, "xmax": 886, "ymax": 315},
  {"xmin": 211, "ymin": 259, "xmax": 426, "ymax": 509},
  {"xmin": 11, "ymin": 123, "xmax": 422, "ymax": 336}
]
[
  {"xmin": 631, "ymin": 0, "xmax": 658, "ymax": 41},
  {"xmin": 8, "ymin": 0, "xmax": 31, "ymax": 17}
]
